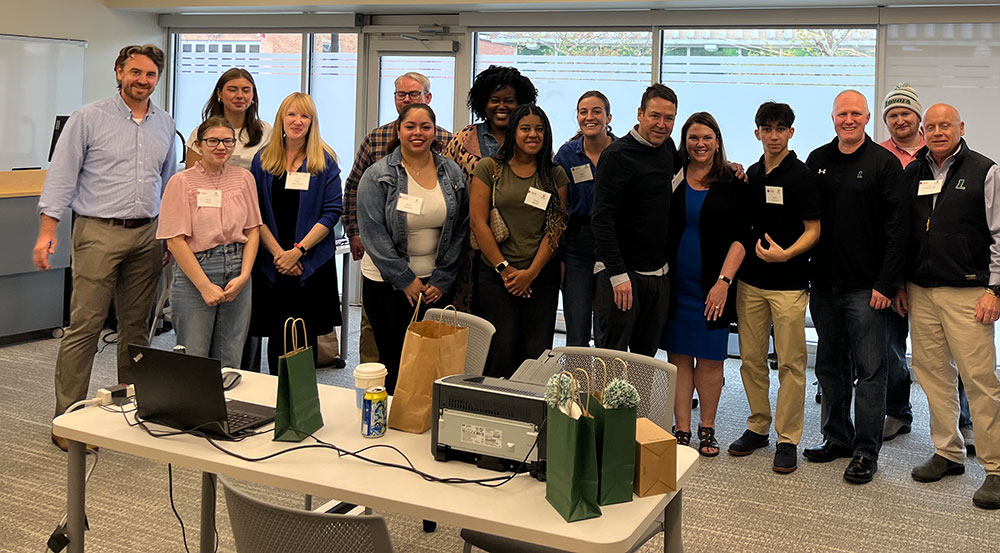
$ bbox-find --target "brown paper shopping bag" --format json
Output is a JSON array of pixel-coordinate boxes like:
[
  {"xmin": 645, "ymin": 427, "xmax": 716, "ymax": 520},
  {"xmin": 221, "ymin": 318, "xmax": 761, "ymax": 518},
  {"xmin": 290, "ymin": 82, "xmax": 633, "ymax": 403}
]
[{"xmin": 387, "ymin": 297, "xmax": 468, "ymax": 433}]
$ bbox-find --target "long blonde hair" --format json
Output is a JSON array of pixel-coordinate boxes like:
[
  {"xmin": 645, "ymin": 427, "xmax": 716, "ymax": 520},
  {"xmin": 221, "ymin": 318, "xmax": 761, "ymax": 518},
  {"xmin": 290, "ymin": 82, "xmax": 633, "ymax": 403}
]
[{"xmin": 259, "ymin": 92, "xmax": 337, "ymax": 176}]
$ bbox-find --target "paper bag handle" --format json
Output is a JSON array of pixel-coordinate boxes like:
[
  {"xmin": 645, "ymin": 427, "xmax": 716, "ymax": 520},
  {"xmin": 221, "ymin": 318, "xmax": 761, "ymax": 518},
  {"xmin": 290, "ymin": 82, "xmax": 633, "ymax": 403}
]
[
  {"xmin": 282, "ymin": 317, "xmax": 308, "ymax": 354},
  {"xmin": 592, "ymin": 358, "xmax": 608, "ymax": 390},
  {"xmin": 409, "ymin": 292, "xmax": 424, "ymax": 324},
  {"xmin": 572, "ymin": 368, "xmax": 592, "ymax": 417},
  {"xmin": 612, "ymin": 357, "xmax": 629, "ymax": 381},
  {"xmin": 438, "ymin": 305, "xmax": 459, "ymax": 327}
]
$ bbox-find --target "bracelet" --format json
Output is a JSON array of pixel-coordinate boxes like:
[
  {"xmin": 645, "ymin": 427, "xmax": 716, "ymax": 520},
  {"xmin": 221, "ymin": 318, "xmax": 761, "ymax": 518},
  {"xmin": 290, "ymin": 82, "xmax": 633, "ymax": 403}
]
[{"xmin": 294, "ymin": 242, "xmax": 307, "ymax": 255}]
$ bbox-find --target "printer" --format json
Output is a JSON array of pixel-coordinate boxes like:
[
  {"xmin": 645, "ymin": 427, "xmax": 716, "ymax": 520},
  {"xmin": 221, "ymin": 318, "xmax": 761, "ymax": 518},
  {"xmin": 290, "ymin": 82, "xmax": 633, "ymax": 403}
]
[{"xmin": 431, "ymin": 374, "xmax": 548, "ymax": 481}]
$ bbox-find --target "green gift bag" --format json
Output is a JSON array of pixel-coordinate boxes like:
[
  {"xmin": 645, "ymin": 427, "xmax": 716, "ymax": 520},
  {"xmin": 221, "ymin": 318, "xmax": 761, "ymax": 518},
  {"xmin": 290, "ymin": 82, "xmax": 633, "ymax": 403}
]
[
  {"xmin": 545, "ymin": 370, "xmax": 601, "ymax": 523},
  {"xmin": 274, "ymin": 318, "xmax": 324, "ymax": 442},
  {"xmin": 590, "ymin": 359, "xmax": 637, "ymax": 506}
]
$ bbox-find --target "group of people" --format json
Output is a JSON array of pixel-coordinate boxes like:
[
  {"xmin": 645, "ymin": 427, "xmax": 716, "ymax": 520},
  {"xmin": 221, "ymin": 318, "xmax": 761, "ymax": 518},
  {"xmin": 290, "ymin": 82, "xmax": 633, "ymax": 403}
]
[{"xmin": 34, "ymin": 43, "xmax": 1000, "ymax": 510}]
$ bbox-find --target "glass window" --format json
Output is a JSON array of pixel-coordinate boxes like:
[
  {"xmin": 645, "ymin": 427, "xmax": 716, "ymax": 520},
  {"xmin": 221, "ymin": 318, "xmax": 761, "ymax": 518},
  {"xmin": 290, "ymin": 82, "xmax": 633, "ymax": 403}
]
[
  {"xmin": 222, "ymin": 44, "xmax": 232, "ymax": 53},
  {"xmin": 173, "ymin": 33, "xmax": 304, "ymax": 150},
  {"xmin": 661, "ymin": 28, "xmax": 876, "ymax": 165},
  {"xmin": 377, "ymin": 55, "xmax": 455, "ymax": 131},
  {"xmin": 311, "ymin": 33, "xmax": 359, "ymax": 169},
  {"xmin": 475, "ymin": 31, "xmax": 653, "ymax": 144}
]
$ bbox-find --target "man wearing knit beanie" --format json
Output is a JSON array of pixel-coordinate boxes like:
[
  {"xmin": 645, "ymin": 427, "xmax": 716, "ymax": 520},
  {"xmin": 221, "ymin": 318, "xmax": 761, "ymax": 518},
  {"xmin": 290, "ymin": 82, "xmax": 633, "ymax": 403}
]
[
  {"xmin": 880, "ymin": 83, "xmax": 924, "ymax": 167},
  {"xmin": 879, "ymin": 83, "xmax": 924, "ymax": 447}
]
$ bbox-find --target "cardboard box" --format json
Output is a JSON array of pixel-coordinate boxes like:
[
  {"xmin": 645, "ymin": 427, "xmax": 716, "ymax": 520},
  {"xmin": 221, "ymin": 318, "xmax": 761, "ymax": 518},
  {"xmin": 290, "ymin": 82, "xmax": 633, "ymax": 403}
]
[{"xmin": 633, "ymin": 417, "xmax": 677, "ymax": 497}]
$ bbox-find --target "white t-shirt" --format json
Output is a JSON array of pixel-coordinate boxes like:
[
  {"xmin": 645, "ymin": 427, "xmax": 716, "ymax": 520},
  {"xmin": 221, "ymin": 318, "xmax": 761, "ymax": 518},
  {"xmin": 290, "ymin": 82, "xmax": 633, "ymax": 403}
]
[
  {"xmin": 186, "ymin": 121, "xmax": 273, "ymax": 171},
  {"xmin": 361, "ymin": 171, "xmax": 446, "ymax": 283}
]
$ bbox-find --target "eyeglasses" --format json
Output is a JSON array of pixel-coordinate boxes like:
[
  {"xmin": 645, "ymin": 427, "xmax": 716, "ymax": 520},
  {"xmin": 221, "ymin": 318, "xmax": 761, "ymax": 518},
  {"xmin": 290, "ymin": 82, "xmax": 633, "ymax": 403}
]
[
  {"xmin": 202, "ymin": 137, "xmax": 237, "ymax": 148},
  {"xmin": 394, "ymin": 90, "xmax": 427, "ymax": 100}
]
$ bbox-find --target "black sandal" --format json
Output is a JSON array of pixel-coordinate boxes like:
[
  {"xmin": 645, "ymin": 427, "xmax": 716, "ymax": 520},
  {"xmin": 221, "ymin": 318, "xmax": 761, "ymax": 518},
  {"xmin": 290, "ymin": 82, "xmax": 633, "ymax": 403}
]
[
  {"xmin": 672, "ymin": 427, "xmax": 692, "ymax": 447},
  {"xmin": 698, "ymin": 426, "xmax": 720, "ymax": 457}
]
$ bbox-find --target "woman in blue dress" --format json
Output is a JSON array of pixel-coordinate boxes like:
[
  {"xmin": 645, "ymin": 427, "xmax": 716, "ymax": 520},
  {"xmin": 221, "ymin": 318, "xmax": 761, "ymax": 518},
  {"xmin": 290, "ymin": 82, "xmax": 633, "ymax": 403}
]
[{"xmin": 663, "ymin": 112, "xmax": 748, "ymax": 456}]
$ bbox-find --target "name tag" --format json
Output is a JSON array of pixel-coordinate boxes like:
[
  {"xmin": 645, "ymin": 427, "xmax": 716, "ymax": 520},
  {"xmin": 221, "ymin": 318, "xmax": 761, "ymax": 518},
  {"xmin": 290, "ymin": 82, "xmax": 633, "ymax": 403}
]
[
  {"xmin": 570, "ymin": 164, "xmax": 594, "ymax": 183},
  {"xmin": 396, "ymin": 193, "xmax": 424, "ymax": 215},
  {"xmin": 286, "ymin": 171, "xmax": 310, "ymax": 191},
  {"xmin": 918, "ymin": 179, "xmax": 944, "ymax": 196},
  {"xmin": 197, "ymin": 189, "xmax": 222, "ymax": 208},
  {"xmin": 524, "ymin": 187, "xmax": 551, "ymax": 210},
  {"xmin": 765, "ymin": 186, "xmax": 784, "ymax": 205}
]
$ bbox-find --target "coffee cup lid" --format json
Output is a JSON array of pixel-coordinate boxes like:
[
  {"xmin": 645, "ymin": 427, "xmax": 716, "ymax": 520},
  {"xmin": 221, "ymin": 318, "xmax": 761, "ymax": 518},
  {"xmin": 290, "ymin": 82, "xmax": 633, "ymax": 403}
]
[{"xmin": 354, "ymin": 362, "xmax": 387, "ymax": 377}]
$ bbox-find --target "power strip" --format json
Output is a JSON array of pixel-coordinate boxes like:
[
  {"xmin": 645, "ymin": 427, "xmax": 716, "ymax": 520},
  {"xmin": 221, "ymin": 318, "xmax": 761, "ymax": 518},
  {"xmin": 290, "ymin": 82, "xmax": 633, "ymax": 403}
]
[{"xmin": 96, "ymin": 384, "xmax": 134, "ymax": 406}]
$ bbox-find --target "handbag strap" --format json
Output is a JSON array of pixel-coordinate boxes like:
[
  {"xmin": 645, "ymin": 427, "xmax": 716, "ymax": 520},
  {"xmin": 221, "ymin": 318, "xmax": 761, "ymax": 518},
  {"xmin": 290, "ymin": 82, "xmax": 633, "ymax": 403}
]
[
  {"xmin": 490, "ymin": 160, "xmax": 500, "ymax": 207},
  {"xmin": 410, "ymin": 292, "xmax": 425, "ymax": 324}
]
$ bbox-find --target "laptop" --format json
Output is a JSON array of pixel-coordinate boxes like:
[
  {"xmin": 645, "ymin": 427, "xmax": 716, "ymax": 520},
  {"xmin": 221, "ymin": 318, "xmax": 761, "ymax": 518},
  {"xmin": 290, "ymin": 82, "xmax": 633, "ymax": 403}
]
[{"xmin": 129, "ymin": 345, "xmax": 275, "ymax": 439}]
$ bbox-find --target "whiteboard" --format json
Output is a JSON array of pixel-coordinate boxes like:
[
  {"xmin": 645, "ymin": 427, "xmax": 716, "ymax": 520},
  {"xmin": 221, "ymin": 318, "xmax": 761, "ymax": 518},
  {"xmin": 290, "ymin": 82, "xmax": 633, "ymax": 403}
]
[{"xmin": 0, "ymin": 34, "xmax": 86, "ymax": 171}]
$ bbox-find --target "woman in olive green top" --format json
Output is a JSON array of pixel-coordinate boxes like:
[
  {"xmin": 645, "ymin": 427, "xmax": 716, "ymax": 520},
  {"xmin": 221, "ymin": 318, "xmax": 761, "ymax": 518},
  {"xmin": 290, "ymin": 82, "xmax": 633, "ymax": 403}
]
[{"xmin": 470, "ymin": 104, "xmax": 568, "ymax": 378}]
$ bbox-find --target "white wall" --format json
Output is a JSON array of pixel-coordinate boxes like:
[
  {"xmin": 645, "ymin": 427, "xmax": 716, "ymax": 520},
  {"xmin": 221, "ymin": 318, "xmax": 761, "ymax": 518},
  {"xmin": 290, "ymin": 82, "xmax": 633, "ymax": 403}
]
[{"xmin": 0, "ymin": 0, "xmax": 164, "ymax": 106}]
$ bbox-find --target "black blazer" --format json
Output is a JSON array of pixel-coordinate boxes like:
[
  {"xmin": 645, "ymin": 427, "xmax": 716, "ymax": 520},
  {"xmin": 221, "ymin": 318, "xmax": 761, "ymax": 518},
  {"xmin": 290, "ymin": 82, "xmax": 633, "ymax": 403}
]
[{"xmin": 667, "ymin": 173, "xmax": 749, "ymax": 330}]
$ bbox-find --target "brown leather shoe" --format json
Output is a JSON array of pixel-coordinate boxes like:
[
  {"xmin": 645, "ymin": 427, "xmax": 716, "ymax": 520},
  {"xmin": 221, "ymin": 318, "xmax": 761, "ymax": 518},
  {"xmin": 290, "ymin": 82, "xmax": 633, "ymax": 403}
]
[{"xmin": 51, "ymin": 433, "xmax": 98, "ymax": 452}]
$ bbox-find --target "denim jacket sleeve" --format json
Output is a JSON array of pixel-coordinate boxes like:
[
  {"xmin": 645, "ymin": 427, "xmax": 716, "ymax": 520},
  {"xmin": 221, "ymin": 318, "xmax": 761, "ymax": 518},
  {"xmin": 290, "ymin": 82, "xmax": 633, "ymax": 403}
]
[
  {"xmin": 357, "ymin": 159, "xmax": 418, "ymax": 291},
  {"xmin": 427, "ymin": 157, "xmax": 470, "ymax": 293}
]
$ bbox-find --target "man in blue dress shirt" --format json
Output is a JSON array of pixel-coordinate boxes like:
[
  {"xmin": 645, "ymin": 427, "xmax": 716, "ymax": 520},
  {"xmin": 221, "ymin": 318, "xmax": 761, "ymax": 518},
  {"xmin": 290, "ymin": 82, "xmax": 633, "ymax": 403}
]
[{"xmin": 34, "ymin": 44, "xmax": 177, "ymax": 450}]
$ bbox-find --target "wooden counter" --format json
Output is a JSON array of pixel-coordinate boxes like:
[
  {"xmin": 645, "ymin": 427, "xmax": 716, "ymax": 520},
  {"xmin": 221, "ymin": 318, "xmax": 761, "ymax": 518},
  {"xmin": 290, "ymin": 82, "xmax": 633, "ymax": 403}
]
[{"xmin": 0, "ymin": 170, "xmax": 46, "ymax": 198}]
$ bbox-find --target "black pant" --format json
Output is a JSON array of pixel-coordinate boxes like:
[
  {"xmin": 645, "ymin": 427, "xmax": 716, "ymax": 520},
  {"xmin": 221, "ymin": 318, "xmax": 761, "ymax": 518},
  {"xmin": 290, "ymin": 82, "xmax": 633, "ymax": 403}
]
[
  {"xmin": 594, "ymin": 270, "xmax": 670, "ymax": 357},
  {"xmin": 479, "ymin": 262, "xmax": 560, "ymax": 378},
  {"xmin": 362, "ymin": 277, "xmax": 451, "ymax": 394}
]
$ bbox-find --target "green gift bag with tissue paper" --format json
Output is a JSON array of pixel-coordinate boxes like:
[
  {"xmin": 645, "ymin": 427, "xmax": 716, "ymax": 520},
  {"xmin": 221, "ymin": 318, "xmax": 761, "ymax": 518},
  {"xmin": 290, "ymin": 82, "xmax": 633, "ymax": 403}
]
[
  {"xmin": 590, "ymin": 358, "xmax": 639, "ymax": 505},
  {"xmin": 545, "ymin": 370, "xmax": 601, "ymax": 522},
  {"xmin": 274, "ymin": 318, "xmax": 324, "ymax": 442}
]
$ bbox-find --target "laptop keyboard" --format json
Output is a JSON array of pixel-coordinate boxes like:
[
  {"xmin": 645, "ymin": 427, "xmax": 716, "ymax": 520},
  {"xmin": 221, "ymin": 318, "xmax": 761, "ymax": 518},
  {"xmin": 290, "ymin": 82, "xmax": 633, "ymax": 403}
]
[{"xmin": 226, "ymin": 409, "xmax": 262, "ymax": 429}]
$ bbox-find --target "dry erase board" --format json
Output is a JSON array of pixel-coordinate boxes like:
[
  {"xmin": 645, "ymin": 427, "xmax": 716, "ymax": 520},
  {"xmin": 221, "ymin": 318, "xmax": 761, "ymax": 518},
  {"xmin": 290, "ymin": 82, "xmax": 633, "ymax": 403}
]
[{"xmin": 0, "ymin": 34, "xmax": 86, "ymax": 171}]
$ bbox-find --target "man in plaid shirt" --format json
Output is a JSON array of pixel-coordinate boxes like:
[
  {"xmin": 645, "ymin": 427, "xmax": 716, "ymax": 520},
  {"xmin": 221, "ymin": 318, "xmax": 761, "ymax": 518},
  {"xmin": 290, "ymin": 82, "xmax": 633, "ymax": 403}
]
[{"xmin": 343, "ymin": 71, "xmax": 453, "ymax": 362}]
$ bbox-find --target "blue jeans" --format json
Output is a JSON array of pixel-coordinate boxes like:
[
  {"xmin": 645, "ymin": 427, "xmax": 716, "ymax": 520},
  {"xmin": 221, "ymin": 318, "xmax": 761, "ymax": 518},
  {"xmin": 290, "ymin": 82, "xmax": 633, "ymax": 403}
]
[
  {"xmin": 562, "ymin": 221, "xmax": 600, "ymax": 346},
  {"xmin": 810, "ymin": 286, "xmax": 888, "ymax": 459},
  {"xmin": 885, "ymin": 311, "xmax": 912, "ymax": 424},
  {"xmin": 171, "ymin": 243, "xmax": 252, "ymax": 369},
  {"xmin": 959, "ymin": 376, "xmax": 973, "ymax": 428}
]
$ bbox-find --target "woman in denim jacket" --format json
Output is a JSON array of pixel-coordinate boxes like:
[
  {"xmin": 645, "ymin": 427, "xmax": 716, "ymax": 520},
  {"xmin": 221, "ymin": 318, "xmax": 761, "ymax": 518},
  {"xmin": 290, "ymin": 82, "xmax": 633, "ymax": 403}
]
[{"xmin": 358, "ymin": 103, "xmax": 469, "ymax": 394}]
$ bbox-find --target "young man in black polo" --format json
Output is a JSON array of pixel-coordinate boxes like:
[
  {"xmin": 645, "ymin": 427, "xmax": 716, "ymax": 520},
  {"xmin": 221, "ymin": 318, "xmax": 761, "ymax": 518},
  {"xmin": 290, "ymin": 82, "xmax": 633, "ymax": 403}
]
[{"xmin": 729, "ymin": 102, "xmax": 821, "ymax": 473}]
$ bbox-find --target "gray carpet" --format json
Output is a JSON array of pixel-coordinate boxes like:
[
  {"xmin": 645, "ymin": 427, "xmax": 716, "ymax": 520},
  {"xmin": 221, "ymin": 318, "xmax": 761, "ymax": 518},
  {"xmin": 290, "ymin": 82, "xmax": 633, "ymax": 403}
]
[{"xmin": 1, "ymin": 307, "xmax": 997, "ymax": 553}]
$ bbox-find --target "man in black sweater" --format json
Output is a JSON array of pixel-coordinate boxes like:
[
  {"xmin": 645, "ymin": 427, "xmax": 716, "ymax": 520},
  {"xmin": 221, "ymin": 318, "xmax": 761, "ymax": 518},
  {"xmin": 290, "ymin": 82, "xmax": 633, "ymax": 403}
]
[
  {"xmin": 591, "ymin": 84, "xmax": 677, "ymax": 356},
  {"xmin": 803, "ymin": 90, "xmax": 906, "ymax": 484},
  {"xmin": 893, "ymin": 103, "xmax": 1000, "ymax": 509}
]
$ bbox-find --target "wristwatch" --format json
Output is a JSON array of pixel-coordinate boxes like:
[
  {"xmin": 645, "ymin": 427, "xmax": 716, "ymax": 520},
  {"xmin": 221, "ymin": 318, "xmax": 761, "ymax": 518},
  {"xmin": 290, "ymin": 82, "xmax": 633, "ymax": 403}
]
[
  {"xmin": 294, "ymin": 242, "xmax": 308, "ymax": 255},
  {"xmin": 495, "ymin": 260, "xmax": 510, "ymax": 274},
  {"xmin": 718, "ymin": 274, "xmax": 732, "ymax": 285}
]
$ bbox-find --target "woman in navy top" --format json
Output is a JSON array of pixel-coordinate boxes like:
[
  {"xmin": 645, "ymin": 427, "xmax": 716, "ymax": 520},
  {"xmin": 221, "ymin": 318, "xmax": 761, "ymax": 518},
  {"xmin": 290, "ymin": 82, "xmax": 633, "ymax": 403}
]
[{"xmin": 553, "ymin": 90, "xmax": 616, "ymax": 346}]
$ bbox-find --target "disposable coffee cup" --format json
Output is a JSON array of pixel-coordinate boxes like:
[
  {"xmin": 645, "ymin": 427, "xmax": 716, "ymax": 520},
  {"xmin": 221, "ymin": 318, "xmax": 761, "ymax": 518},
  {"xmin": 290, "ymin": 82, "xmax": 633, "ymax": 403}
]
[{"xmin": 354, "ymin": 363, "xmax": 387, "ymax": 409}]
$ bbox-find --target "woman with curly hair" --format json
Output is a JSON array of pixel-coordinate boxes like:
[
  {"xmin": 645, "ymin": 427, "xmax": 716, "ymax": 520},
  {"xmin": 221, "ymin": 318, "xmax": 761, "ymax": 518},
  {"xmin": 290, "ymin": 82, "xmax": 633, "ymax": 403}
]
[
  {"xmin": 470, "ymin": 104, "xmax": 567, "ymax": 378},
  {"xmin": 444, "ymin": 65, "xmax": 538, "ymax": 311}
]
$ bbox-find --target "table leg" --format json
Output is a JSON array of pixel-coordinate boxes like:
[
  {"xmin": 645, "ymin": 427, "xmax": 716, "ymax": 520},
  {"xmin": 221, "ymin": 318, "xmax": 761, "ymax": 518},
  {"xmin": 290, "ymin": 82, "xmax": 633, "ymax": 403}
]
[
  {"xmin": 663, "ymin": 489, "xmax": 683, "ymax": 553},
  {"xmin": 67, "ymin": 440, "xmax": 86, "ymax": 553},
  {"xmin": 200, "ymin": 472, "xmax": 217, "ymax": 553},
  {"xmin": 340, "ymin": 252, "xmax": 350, "ymax": 360}
]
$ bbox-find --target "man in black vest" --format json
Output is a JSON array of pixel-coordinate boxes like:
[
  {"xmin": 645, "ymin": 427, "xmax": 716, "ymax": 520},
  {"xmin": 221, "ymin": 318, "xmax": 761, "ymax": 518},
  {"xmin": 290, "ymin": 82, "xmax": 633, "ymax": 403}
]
[{"xmin": 893, "ymin": 103, "xmax": 1000, "ymax": 509}]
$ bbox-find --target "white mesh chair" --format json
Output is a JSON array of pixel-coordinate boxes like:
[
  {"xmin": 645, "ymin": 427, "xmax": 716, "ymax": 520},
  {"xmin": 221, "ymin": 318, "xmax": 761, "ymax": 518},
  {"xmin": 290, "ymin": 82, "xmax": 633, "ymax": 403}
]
[
  {"xmin": 220, "ymin": 476, "xmax": 395, "ymax": 553},
  {"xmin": 462, "ymin": 347, "xmax": 678, "ymax": 553},
  {"xmin": 422, "ymin": 308, "xmax": 496, "ymax": 376},
  {"xmin": 511, "ymin": 346, "xmax": 677, "ymax": 432}
]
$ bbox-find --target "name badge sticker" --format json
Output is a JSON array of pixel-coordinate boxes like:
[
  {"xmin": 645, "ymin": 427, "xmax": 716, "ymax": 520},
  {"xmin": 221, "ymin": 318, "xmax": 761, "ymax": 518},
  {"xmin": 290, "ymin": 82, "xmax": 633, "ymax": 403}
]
[
  {"xmin": 918, "ymin": 179, "xmax": 944, "ymax": 196},
  {"xmin": 524, "ymin": 187, "xmax": 551, "ymax": 210},
  {"xmin": 396, "ymin": 193, "xmax": 424, "ymax": 215},
  {"xmin": 765, "ymin": 186, "xmax": 784, "ymax": 205},
  {"xmin": 286, "ymin": 171, "xmax": 310, "ymax": 191},
  {"xmin": 196, "ymin": 189, "xmax": 222, "ymax": 208},
  {"xmin": 570, "ymin": 164, "xmax": 594, "ymax": 183}
]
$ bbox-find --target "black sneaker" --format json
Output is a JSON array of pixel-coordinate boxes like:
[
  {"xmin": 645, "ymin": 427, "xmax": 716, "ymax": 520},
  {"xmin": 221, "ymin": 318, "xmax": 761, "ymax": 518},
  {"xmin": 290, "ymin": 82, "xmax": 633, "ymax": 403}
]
[
  {"xmin": 728, "ymin": 429, "xmax": 769, "ymax": 456},
  {"xmin": 773, "ymin": 443, "xmax": 797, "ymax": 474}
]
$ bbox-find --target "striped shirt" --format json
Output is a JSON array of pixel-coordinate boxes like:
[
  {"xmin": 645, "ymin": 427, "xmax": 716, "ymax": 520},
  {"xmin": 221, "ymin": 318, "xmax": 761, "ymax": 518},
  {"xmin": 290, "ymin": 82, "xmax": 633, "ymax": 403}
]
[
  {"xmin": 342, "ymin": 120, "xmax": 452, "ymax": 237},
  {"xmin": 38, "ymin": 94, "xmax": 177, "ymax": 221}
]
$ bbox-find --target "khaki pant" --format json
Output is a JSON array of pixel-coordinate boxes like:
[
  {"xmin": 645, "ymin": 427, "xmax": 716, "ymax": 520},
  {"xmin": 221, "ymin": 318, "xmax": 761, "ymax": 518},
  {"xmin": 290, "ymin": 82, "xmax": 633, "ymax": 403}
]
[
  {"xmin": 907, "ymin": 284, "xmax": 1000, "ymax": 474},
  {"xmin": 54, "ymin": 217, "xmax": 163, "ymax": 416},
  {"xmin": 736, "ymin": 281, "xmax": 809, "ymax": 444}
]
